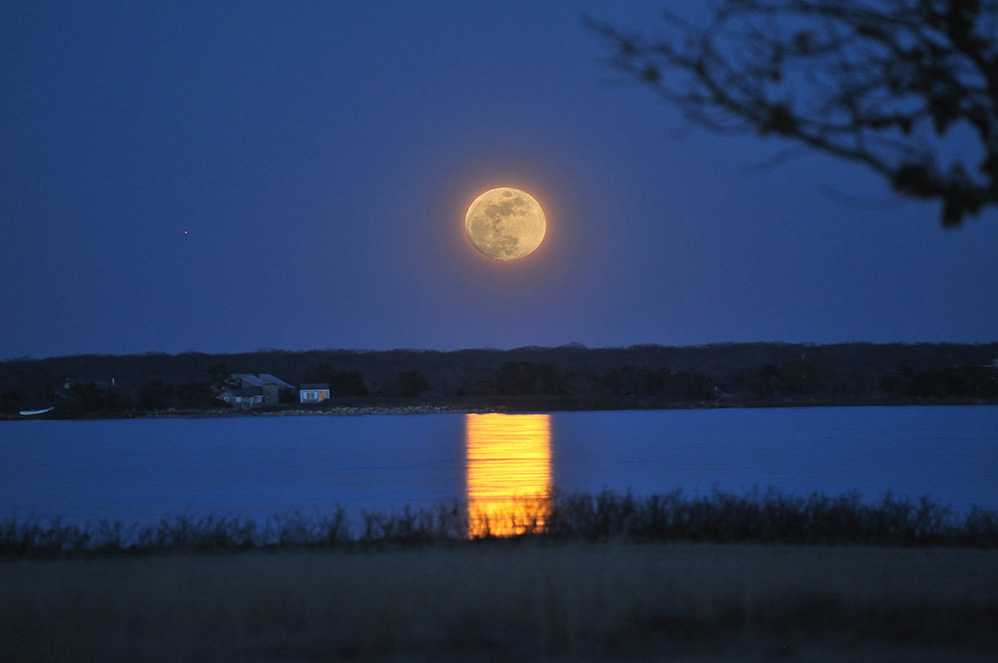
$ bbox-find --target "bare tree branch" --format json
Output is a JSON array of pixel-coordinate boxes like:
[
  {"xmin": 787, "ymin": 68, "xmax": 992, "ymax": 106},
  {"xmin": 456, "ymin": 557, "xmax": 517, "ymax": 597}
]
[{"xmin": 585, "ymin": 0, "xmax": 998, "ymax": 226}]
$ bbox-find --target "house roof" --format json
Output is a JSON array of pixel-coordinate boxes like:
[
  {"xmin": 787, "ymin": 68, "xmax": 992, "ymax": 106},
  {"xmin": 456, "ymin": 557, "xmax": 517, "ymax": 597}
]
[
  {"xmin": 232, "ymin": 373, "xmax": 294, "ymax": 389},
  {"xmin": 218, "ymin": 387, "xmax": 264, "ymax": 397},
  {"xmin": 259, "ymin": 373, "xmax": 294, "ymax": 388},
  {"xmin": 300, "ymin": 383, "xmax": 330, "ymax": 391}
]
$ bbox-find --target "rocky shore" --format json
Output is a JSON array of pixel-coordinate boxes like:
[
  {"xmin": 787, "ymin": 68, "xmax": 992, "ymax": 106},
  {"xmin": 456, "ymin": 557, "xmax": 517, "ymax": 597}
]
[{"xmin": 256, "ymin": 404, "xmax": 497, "ymax": 416}]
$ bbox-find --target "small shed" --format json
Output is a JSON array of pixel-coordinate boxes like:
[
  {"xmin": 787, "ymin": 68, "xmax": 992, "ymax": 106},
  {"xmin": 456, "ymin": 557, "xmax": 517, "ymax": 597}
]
[{"xmin": 300, "ymin": 383, "xmax": 331, "ymax": 403}]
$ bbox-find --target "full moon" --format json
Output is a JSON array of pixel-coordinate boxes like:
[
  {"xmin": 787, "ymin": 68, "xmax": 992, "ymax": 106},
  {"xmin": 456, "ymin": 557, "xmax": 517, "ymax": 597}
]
[{"xmin": 465, "ymin": 187, "xmax": 546, "ymax": 261}]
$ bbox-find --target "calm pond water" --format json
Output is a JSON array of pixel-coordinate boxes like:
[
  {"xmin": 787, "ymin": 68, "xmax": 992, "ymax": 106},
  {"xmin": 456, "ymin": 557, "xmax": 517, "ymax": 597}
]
[{"xmin": 1, "ymin": 406, "xmax": 996, "ymax": 525}]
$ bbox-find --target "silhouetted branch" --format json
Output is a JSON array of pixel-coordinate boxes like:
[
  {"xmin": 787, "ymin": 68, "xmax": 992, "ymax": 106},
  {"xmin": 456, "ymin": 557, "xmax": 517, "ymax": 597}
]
[{"xmin": 585, "ymin": 1, "xmax": 998, "ymax": 226}]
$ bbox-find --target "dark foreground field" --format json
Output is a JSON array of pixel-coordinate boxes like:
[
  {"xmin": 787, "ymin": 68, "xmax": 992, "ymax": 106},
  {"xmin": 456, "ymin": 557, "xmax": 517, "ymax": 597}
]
[
  {"xmin": 3, "ymin": 491, "xmax": 997, "ymax": 661},
  {"xmin": 2, "ymin": 542, "xmax": 997, "ymax": 662}
]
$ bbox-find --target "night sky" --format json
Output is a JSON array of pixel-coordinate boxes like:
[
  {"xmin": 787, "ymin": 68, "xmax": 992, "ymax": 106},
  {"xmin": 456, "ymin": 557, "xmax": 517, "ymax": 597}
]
[{"xmin": 3, "ymin": 1, "xmax": 996, "ymax": 361}]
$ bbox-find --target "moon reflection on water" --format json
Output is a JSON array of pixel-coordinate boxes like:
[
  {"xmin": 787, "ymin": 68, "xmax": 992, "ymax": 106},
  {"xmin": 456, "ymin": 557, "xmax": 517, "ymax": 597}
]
[{"xmin": 465, "ymin": 413, "xmax": 552, "ymax": 537}]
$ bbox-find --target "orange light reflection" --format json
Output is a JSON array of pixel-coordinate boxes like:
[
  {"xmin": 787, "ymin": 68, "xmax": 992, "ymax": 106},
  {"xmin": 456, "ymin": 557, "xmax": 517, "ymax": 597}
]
[{"xmin": 465, "ymin": 413, "xmax": 552, "ymax": 538}]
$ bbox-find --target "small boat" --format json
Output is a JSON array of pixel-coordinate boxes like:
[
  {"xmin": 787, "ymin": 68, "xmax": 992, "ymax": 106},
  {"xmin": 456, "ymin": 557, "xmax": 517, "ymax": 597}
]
[{"xmin": 19, "ymin": 407, "xmax": 55, "ymax": 416}]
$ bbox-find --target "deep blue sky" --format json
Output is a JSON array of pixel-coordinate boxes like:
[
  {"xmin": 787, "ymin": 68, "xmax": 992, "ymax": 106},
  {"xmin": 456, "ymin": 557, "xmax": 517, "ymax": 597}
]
[{"xmin": 3, "ymin": 1, "xmax": 996, "ymax": 360}]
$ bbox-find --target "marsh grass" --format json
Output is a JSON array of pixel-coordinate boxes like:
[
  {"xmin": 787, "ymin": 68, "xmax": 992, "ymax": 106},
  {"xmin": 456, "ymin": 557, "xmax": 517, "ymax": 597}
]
[
  {"xmin": 1, "ymin": 543, "xmax": 996, "ymax": 662},
  {"xmin": 545, "ymin": 488, "xmax": 998, "ymax": 547},
  {"xmin": 3, "ymin": 489, "xmax": 994, "ymax": 557}
]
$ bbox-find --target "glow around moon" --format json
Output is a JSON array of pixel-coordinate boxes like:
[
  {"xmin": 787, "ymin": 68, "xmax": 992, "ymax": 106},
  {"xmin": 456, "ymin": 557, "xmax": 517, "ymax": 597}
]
[{"xmin": 465, "ymin": 187, "xmax": 546, "ymax": 261}]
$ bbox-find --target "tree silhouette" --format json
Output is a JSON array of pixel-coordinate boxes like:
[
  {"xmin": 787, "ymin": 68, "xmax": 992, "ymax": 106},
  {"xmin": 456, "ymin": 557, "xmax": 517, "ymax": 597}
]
[
  {"xmin": 303, "ymin": 364, "xmax": 368, "ymax": 396},
  {"xmin": 585, "ymin": 1, "xmax": 998, "ymax": 226},
  {"xmin": 397, "ymin": 370, "xmax": 431, "ymax": 398}
]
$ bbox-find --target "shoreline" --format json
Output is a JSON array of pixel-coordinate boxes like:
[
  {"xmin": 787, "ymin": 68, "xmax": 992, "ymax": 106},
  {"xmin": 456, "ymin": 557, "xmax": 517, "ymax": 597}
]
[
  {"xmin": 4, "ymin": 395, "xmax": 996, "ymax": 421},
  {"xmin": 4, "ymin": 490, "xmax": 996, "ymax": 558}
]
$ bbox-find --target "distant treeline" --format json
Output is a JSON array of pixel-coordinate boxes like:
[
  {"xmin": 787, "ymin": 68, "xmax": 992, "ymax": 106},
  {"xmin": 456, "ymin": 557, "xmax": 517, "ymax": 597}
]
[{"xmin": 1, "ymin": 342, "xmax": 997, "ymax": 416}]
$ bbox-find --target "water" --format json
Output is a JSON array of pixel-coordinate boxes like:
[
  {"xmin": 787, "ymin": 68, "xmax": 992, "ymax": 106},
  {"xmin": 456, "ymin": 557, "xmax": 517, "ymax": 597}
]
[{"xmin": 1, "ymin": 406, "xmax": 996, "ymax": 524}]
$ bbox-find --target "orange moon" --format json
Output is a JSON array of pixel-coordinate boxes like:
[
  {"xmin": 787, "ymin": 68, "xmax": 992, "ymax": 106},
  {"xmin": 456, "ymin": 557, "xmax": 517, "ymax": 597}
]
[{"xmin": 465, "ymin": 187, "xmax": 546, "ymax": 261}]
